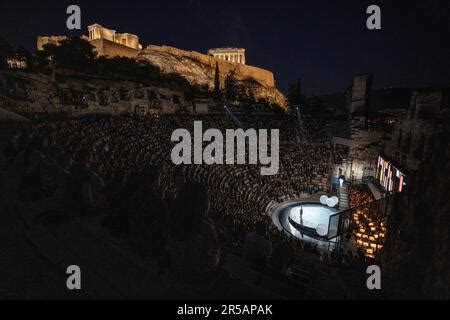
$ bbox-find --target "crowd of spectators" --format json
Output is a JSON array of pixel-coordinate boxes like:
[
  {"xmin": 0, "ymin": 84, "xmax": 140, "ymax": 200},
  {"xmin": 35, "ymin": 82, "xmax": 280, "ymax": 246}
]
[{"xmin": 5, "ymin": 113, "xmax": 353, "ymax": 296}]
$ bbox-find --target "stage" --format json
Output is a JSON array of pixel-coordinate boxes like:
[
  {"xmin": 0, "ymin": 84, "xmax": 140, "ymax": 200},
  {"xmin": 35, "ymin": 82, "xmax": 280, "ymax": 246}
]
[{"xmin": 271, "ymin": 201, "xmax": 340, "ymax": 250}]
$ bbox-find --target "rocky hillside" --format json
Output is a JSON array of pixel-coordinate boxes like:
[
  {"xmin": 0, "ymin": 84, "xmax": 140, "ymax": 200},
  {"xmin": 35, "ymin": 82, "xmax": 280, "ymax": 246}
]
[{"xmin": 138, "ymin": 45, "xmax": 287, "ymax": 109}]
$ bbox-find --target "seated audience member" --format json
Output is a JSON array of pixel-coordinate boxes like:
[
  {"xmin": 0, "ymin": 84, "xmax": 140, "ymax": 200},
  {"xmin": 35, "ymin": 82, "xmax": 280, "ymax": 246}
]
[
  {"xmin": 269, "ymin": 241, "xmax": 294, "ymax": 278},
  {"xmin": 3, "ymin": 134, "xmax": 19, "ymax": 163},
  {"xmin": 243, "ymin": 221, "xmax": 272, "ymax": 269},
  {"xmin": 103, "ymin": 170, "xmax": 135, "ymax": 238},
  {"xmin": 32, "ymin": 153, "xmax": 75, "ymax": 225},
  {"xmin": 90, "ymin": 162, "xmax": 105, "ymax": 201},
  {"xmin": 53, "ymin": 153, "xmax": 73, "ymax": 202},
  {"xmin": 129, "ymin": 167, "xmax": 169, "ymax": 260},
  {"xmin": 66, "ymin": 148, "xmax": 95, "ymax": 213},
  {"xmin": 104, "ymin": 169, "xmax": 127, "ymax": 207},
  {"xmin": 319, "ymin": 251, "xmax": 331, "ymax": 264},
  {"xmin": 164, "ymin": 166, "xmax": 185, "ymax": 212},
  {"xmin": 169, "ymin": 182, "xmax": 223, "ymax": 289},
  {"xmin": 20, "ymin": 135, "xmax": 48, "ymax": 201}
]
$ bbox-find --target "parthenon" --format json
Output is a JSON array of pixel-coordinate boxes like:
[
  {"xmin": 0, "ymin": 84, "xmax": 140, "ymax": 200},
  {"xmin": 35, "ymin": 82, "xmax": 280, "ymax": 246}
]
[{"xmin": 207, "ymin": 48, "xmax": 246, "ymax": 65}]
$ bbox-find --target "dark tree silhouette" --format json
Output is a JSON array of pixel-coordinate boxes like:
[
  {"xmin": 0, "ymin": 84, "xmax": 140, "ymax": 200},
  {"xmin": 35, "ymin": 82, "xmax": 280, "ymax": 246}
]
[
  {"xmin": 42, "ymin": 37, "xmax": 97, "ymax": 72},
  {"xmin": 224, "ymin": 70, "xmax": 238, "ymax": 102},
  {"xmin": 0, "ymin": 37, "xmax": 14, "ymax": 69},
  {"xmin": 213, "ymin": 61, "xmax": 222, "ymax": 99},
  {"xmin": 287, "ymin": 78, "xmax": 303, "ymax": 109},
  {"xmin": 16, "ymin": 46, "xmax": 35, "ymax": 71}
]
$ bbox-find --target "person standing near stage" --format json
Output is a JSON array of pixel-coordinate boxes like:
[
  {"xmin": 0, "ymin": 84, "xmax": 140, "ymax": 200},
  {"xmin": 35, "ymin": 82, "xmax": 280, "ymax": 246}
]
[
  {"xmin": 299, "ymin": 206, "xmax": 304, "ymax": 224},
  {"xmin": 299, "ymin": 206, "xmax": 304, "ymax": 238}
]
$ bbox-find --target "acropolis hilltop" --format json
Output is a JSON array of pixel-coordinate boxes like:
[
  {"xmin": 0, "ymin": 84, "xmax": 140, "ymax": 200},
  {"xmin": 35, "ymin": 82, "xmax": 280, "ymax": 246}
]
[
  {"xmin": 36, "ymin": 23, "xmax": 285, "ymax": 106},
  {"xmin": 38, "ymin": 23, "xmax": 247, "ymax": 67}
]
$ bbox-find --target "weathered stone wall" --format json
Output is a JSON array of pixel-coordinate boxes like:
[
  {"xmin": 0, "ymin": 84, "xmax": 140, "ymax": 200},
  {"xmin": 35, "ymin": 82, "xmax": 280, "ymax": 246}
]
[
  {"xmin": 384, "ymin": 89, "xmax": 447, "ymax": 173},
  {"xmin": 36, "ymin": 36, "xmax": 69, "ymax": 51},
  {"xmin": 37, "ymin": 37, "xmax": 140, "ymax": 59},
  {"xmin": 332, "ymin": 117, "xmax": 388, "ymax": 180},
  {"xmin": 347, "ymin": 74, "xmax": 372, "ymax": 115},
  {"xmin": 115, "ymin": 33, "xmax": 140, "ymax": 50},
  {"xmin": 90, "ymin": 39, "xmax": 140, "ymax": 58},
  {"xmin": 381, "ymin": 123, "xmax": 450, "ymax": 299},
  {"xmin": 0, "ymin": 70, "xmax": 195, "ymax": 117},
  {"xmin": 380, "ymin": 88, "xmax": 450, "ymax": 298}
]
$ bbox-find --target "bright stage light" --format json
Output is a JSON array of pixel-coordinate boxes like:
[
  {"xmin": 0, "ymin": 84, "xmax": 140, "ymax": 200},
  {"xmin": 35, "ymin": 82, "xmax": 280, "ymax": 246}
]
[
  {"xmin": 320, "ymin": 195, "xmax": 339, "ymax": 207},
  {"xmin": 331, "ymin": 196, "xmax": 339, "ymax": 204},
  {"xmin": 326, "ymin": 197, "xmax": 335, "ymax": 207},
  {"xmin": 316, "ymin": 224, "xmax": 327, "ymax": 237}
]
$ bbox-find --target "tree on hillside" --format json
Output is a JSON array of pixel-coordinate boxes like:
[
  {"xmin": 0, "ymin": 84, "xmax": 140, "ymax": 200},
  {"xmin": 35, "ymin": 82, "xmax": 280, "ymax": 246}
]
[
  {"xmin": 287, "ymin": 78, "xmax": 304, "ymax": 109},
  {"xmin": 236, "ymin": 85, "xmax": 253, "ymax": 106},
  {"xmin": 16, "ymin": 46, "xmax": 35, "ymax": 71},
  {"xmin": 213, "ymin": 61, "xmax": 222, "ymax": 99},
  {"xmin": 224, "ymin": 69, "xmax": 238, "ymax": 102},
  {"xmin": 0, "ymin": 37, "xmax": 14, "ymax": 69},
  {"xmin": 96, "ymin": 56, "xmax": 161, "ymax": 82},
  {"xmin": 42, "ymin": 37, "xmax": 96, "ymax": 72}
]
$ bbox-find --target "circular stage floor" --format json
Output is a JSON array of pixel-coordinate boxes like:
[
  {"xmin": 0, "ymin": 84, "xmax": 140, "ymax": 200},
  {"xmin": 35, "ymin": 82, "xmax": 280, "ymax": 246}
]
[{"xmin": 272, "ymin": 201, "xmax": 339, "ymax": 250}]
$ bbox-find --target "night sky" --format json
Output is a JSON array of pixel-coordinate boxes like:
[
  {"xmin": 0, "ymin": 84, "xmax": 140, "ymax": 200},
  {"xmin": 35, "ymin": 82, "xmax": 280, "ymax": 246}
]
[{"xmin": 1, "ymin": 0, "xmax": 449, "ymax": 94}]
